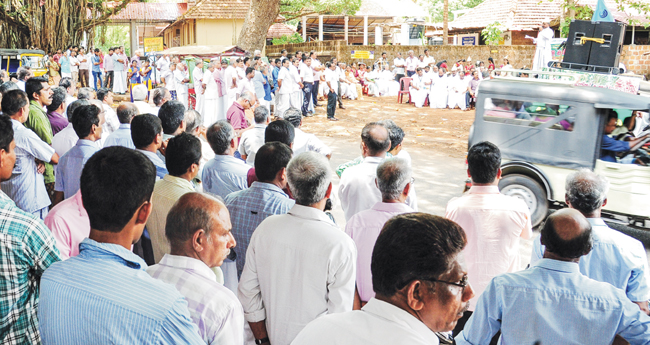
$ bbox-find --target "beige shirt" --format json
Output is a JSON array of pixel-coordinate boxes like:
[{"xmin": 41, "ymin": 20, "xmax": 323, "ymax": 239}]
[
  {"xmin": 146, "ymin": 175, "xmax": 196, "ymax": 263},
  {"xmin": 445, "ymin": 185, "xmax": 532, "ymax": 310}
]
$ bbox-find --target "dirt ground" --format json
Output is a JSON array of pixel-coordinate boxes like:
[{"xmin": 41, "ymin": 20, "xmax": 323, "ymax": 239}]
[{"xmin": 299, "ymin": 95, "xmax": 475, "ymax": 158}]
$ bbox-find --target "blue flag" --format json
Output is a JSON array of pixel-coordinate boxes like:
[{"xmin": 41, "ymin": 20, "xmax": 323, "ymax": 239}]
[{"xmin": 592, "ymin": 0, "xmax": 614, "ymax": 22}]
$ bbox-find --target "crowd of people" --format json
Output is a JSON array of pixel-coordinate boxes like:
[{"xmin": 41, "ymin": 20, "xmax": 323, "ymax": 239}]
[{"xmin": 1, "ymin": 43, "xmax": 650, "ymax": 345}]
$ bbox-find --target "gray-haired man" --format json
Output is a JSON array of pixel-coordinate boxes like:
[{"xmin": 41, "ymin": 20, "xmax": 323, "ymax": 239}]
[
  {"xmin": 238, "ymin": 152, "xmax": 356, "ymax": 345},
  {"xmin": 345, "ymin": 157, "xmax": 414, "ymax": 307},
  {"xmin": 531, "ymin": 168, "xmax": 650, "ymax": 315}
]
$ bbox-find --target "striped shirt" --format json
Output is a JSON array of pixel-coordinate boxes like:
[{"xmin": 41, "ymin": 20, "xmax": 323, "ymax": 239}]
[
  {"xmin": 54, "ymin": 139, "xmax": 100, "ymax": 199},
  {"xmin": 146, "ymin": 175, "xmax": 196, "ymax": 263},
  {"xmin": 202, "ymin": 155, "xmax": 250, "ymax": 200},
  {"xmin": 38, "ymin": 238, "xmax": 203, "ymax": 344},
  {"xmin": 224, "ymin": 182, "xmax": 294, "ymax": 276},
  {"xmin": 0, "ymin": 191, "xmax": 61, "ymax": 345},
  {"xmin": 147, "ymin": 255, "xmax": 245, "ymax": 344},
  {"xmin": 0, "ymin": 119, "xmax": 55, "ymax": 214}
]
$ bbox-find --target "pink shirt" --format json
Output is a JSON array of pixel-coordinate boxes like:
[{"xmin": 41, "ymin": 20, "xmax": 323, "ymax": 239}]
[
  {"xmin": 345, "ymin": 202, "xmax": 414, "ymax": 302},
  {"xmin": 227, "ymin": 102, "xmax": 247, "ymax": 131},
  {"xmin": 44, "ymin": 190, "xmax": 90, "ymax": 260},
  {"xmin": 445, "ymin": 185, "xmax": 532, "ymax": 310}
]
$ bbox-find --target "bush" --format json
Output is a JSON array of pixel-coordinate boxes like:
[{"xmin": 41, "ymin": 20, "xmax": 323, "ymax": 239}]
[{"xmin": 272, "ymin": 33, "xmax": 304, "ymax": 45}]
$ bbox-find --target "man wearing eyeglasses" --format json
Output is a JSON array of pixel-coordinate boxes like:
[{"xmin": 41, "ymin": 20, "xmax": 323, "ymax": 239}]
[
  {"xmin": 292, "ymin": 213, "xmax": 474, "ymax": 345},
  {"xmin": 344, "ymin": 157, "xmax": 414, "ymax": 309},
  {"xmin": 226, "ymin": 91, "xmax": 256, "ymax": 153},
  {"xmin": 457, "ymin": 209, "xmax": 650, "ymax": 344},
  {"xmin": 445, "ymin": 141, "xmax": 532, "ymax": 338}
]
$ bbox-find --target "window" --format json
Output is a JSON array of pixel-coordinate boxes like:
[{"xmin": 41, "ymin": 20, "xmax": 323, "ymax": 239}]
[{"xmin": 483, "ymin": 98, "xmax": 575, "ymax": 131}]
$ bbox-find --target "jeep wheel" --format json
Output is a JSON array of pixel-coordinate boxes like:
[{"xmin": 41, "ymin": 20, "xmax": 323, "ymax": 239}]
[{"xmin": 499, "ymin": 174, "xmax": 549, "ymax": 227}]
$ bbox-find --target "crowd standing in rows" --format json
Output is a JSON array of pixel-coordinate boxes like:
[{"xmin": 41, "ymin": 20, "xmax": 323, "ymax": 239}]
[{"xmin": 0, "ymin": 45, "xmax": 649, "ymax": 345}]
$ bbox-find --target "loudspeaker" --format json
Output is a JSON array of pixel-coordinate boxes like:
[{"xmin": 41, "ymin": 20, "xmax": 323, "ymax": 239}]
[
  {"xmin": 588, "ymin": 21, "xmax": 625, "ymax": 68},
  {"xmin": 563, "ymin": 20, "xmax": 594, "ymax": 65},
  {"xmin": 562, "ymin": 20, "xmax": 626, "ymax": 70}
]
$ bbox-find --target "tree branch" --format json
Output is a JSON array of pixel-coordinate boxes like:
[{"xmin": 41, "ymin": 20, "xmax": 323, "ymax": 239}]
[
  {"xmin": 76, "ymin": 0, "xmax": 133, "ymax": 30},
  {"xmin": 0, "ymin": 10, "xmax": 31, "ymax": 34},
  {"xmin": 279, "ymin": 11, "xmax": 321, "ymax": 21}
]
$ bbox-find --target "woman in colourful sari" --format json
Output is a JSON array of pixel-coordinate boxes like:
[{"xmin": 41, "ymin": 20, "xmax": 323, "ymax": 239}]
[
  {"xmin": 139, "ymin": 60, "xmax": 153, "ymax": 90},
  {"xmin": 127, "ymin": 60, "xmax": 142, "ymax": 102}
]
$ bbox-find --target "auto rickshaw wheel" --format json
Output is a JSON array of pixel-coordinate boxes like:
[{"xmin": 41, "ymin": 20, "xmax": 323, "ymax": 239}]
[{"xmin": 499, "ymin": 174, "xmax": 548, "ymax": 227}]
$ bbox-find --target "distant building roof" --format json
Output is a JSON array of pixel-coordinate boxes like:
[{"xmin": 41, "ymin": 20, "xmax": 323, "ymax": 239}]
[
  {"xmin": 450, "ymin": 0, "xmax": 561, "ymax": 31},
  {"xmin": 109, "ymin": 2, "xmax": 187, "ymax": 22},
  {"xmin": 267, "ymin": 23, "xmax": 296, "ymax": 39},
  {"xmin": 180, "ymin": 0, "xmax": 250, "ymax": 20}
]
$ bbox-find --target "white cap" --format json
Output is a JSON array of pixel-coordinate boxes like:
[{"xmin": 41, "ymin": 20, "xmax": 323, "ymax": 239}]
[
  {"xmin": 467, "ymin": 56, "xmax": 472, "ymax": 62},
  {"xmin": 543, "ymin": 18, "xmax": 551, "ymax": 24},
  {"xmin": 452, "ymin": 65, "xmax": 458, "ymax": 71}
]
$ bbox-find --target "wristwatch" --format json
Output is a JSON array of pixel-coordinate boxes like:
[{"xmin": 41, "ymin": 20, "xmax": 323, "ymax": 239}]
[{"xmin": 255, "ymin": 337, "xmax": 270, "ymax": 345}]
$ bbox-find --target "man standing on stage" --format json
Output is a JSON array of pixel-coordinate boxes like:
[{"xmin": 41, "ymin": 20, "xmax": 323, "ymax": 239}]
[{"xmin": 532, "ymin": 18, "xmax": 554, "ymax": 71}]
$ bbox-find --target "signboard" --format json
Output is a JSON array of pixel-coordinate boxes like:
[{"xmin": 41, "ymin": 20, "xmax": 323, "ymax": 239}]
[
  {"xmin": 458, "ymin": 33, "xmax": 478, "ymax": 46},
  {"xmin": 351, "ymin": 50, "xmax": 374, "ymax": 59},
  {"xmin": 144, "ymin": 37, "xmax": 164, "ymax": 53},
  {"xmin": 550, "ymin": 38, "xmax": 567, "ymax": 62}
]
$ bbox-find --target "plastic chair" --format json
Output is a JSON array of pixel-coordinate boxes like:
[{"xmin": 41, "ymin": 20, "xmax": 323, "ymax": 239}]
[{"xmin": 397, "ymin": 77, "xmax": 412, "ymax": 104}]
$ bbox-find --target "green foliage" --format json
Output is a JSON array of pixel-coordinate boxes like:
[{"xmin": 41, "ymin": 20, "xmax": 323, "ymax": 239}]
[
  {"xmin": 279, "ymin": 0, "xmax": 362, "ymax": 21},
  {"xmin": 481, "ymin": 21, "xmax": 503, "ymax": 45},
  {"xmin": 272, "ymin": 32, "xmax": 305, "ymax": 45},
  {"xmin": 94, "ymin": 25, "xmax": 131, "ymax": 56},
  {"xmin": 426, "ymin": 0, "xmax": 485, "ymax": 23}
]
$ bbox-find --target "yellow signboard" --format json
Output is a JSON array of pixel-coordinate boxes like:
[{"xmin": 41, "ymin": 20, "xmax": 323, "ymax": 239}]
[
  {"xmin": 144, "ymin": 37, "xmax": 164, "ymax": 53},
  {"xmin": 351, "ymin": 50, "xmax": 374, "ymax": 59}
]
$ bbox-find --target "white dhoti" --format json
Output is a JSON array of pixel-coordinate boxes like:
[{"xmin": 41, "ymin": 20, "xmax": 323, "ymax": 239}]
[
  {"xmin": 387, "ymin": 81, "xmax": 400, "ymax": 96},
  {"xmin": 217, "ymin": 96, "xmax": 227, "ymax": 122},
  {"xmin": 367, "ymin": 83, "xmax": 379, "ymax": 97},
  {"xmin": 448, "ymin": 91, "xmax": 466, "ymax": 110},
  {"xmin": 226, "ymin": 88, "xmax": 237, "ymax": 110},
  {"xmin": 203, "ymin": 90, "xmax": 219, "ymax": 127},
  {"xmin": 113, "ymin": 70, "xmax": 127, "ymax": 94},
  {"xmin": 289, "ymin": 91, "xmax": 302, "ymax": 110},
  {"xmin": 410, "ymin": 88, "xmax": 428, "ymax": 108},
  {"xmin": 345, "ymin": 83, "xmax": 358, "ymax": 100},
  {"xmin": 177, "ymin": 91, "xmax": 188, "ymax": 110},
  {"xmin": 195, "ymin": 92, "xmax": 205, "ymax": 116},
  {"xmin": 276, "ymin": 93, "xmax": 291, "ymax": 118}
]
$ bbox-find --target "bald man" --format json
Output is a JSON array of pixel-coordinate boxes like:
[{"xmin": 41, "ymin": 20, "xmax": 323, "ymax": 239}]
[
  {"xmin": 338, "ymin": 122, "xmax": 417, "ymax": 221},
  {"xmin": 103, "ymin": 102, "xmax": 137, "ymax": 149},
  {"xmin": 457, "ymin": 209, "xmax": 650, "ymax": 345},
  {"xmin": 147, "ymin": 192, "xmax": 244, "ymax": 344}
]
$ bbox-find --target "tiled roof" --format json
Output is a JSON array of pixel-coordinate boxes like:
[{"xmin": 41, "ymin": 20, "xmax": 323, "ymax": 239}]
[
  {"xmin": 181, "ymin": 0, "xmax": 250, "ymax": 20},
  {"xmin": 109, "ymin": 2, "xmax": 187, "ymax": 21},
  {"xmin": 267, "ymin": 23, "xmax": 296, "ymax": 38},
  {"xmin": 451, "ymin": 0, "xmax": 562, "ymax": 31}
]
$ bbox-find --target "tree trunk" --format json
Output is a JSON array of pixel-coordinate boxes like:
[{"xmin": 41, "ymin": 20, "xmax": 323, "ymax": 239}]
[
  {"xmin": 238, "ymin": 0, "xmax": 281, "ymax": 53},
  {"xmin": 567, "ymin": 0, "xmax": 575, "ymax": 20},
  {"xmin": 443, "ymin": 0, "xmax": 449, "ymax": 45}
]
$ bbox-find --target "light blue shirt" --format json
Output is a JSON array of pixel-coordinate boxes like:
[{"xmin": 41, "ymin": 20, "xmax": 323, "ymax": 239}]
[
  {"xmin": 252, "ymin": 71, "xmax": 266, "ymax": 100},
  {"xmin": 202, "ymin": 155, "xmax": 250, "ymax": 200},
  {"xmin": 103, "ymin": 123, "xmax": 135, "ymax": 149},
  {"xmin": 456, "ymin": 259, "xmax": 650, "ymax": 345},
  {"xmin": 137, "ymin": 149, "xmax": 168, "ymax": 180},
  {"xmin": 225, "ymin": 182, "xmax": 294, "ymax": 276},
  {"xmin": 91, "ymin": 55, "xmax": 101, "ymax": 73},
  {"xmin": 531, "ymin": 217, "xmax": 650, "ymax": 302},
  {"xmin": 54, "ymin": 139, "xmax": 99, "ymax": 199},
  {"xmin": 0, "ymin": 119, "xmax": 54, "ymax": 214},
  {"xmin": 38, "ymin": 238, "xmax": 203, "ymax": 344}
]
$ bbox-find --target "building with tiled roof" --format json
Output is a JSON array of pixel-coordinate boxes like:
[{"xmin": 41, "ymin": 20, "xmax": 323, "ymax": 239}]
[{"xmin": 267, "ymin": 23, "xmax": 296, "ymax": 39}]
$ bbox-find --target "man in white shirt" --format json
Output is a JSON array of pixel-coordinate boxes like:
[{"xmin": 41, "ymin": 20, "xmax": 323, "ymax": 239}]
[
  {"xmin": 52, "ymin": 99, "xmax": 89, "ymax": 157},
  {"xmin": 448, "ymin": 69, "xmax": 469, "ymax": 111},
  {"xmin": 78, "ymin": 48, "xmax": 90, "ymax": 88},
  {"xmin": 410, "ymin": 68, "xmax": 428, "ymax": 108},
  {"xmin": 292, "ymin": 213, "xmax": 474, "ymax": 345},
  {"xmin": 238, "ymin": 151, "xmax": 357, "ymax": 345},
  {"xmin": 339, "ymin": 122, "xmax": 417, "ymax": 220},
  {"xmin": 299, "ymin": 57, "xmax": 314, "ymax": 117},
  {"xmin": 131, "ymin": 84, "xmax": 153, "ymax": 115},
  {"xmin": 284, "ymin": 111, "xmax": 332, "ymax": 158},
  {"xmin": 324, "ymin": 62, "xmax": 339, "ymax": 121},
  {"xmin": 69, "ymin": 51, "xmax": 80, "ymax": 87},
  {"xmin": 192, "ymin": 60, "xmax": 205, "ymax": 116},
  {"xmin": 423, "ymin": 49, "xmax": 436, "ymax": 68},
  {"xmin": 405, "ymin": 50, "xmax": 418, "ymax": 77},
  {"xmin": 224, "ymin": 59, "xmax": 239, "ymax": 110},
  {"xmin": 147, "ymin": 192, "xmax": 244, "ymax": 344},
  {"xmin": 238, "ymin": 107, "xmax": 269, "ymax": 166},
  {"xmin": 111, "ymin": 47, "xmax": 128, "ymax": 94},
  {"xmin": 162, "ymin": 63, "xmax": 177, "ymax": 100},
  {"xmin": 174, "ymin": 63, "xmax": 189, "ymax": 109},
  {"xmin": 289, "ymin": 58, "xmax": 304, "ymax": 112},
  {"xmin": 393, "ymin": 52, "xmax": 406, "ymax": 82},
  {"xmin": 96, "ymin": 89, "xmax": 120, "ymax": 145},
  {"xmin": 201, "ymin": 62, "xmax": 219, "ymax": 126},
  {"xmin": 275, "ymin": 59, "xmax": 293, "ymax": 118},
  {"xmin": 309, "ymin": 51, "xmax": 323, "ymax": 107},
  {"xmin": 156, "ymin": 54, "xmax": 171, "ymax": 77},
  {"xmin": 445, "ymin": 141, "xmax": 532, "ymax": 335}
]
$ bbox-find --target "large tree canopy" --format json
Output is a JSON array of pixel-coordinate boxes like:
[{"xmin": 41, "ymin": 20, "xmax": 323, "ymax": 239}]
[
  {"xmin": 238, "ymin": 0, "xmax": 361, "ymax": 52},
  {"xmin": 0, "ymin": 0, "xmax": 131, "ymax": 52}
]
